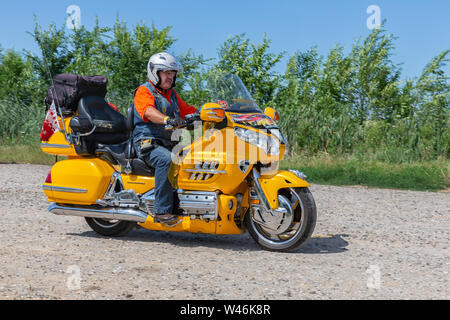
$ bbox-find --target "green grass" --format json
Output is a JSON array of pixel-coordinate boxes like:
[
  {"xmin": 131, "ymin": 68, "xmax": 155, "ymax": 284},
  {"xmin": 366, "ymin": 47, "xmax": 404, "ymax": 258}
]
[
  {"xmin": 0, "ymin": 143, "xmax": 57, "ymax": 165},
  {"xmin": 281, "ymin": 156, "xmax": 449, "ymax": 192}
]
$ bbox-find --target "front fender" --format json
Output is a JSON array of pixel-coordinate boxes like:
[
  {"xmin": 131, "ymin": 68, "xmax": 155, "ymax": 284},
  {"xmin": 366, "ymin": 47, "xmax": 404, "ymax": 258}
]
[{"xmin": 258, "ymin": 170, "xmax": 309, "ymax": 209}]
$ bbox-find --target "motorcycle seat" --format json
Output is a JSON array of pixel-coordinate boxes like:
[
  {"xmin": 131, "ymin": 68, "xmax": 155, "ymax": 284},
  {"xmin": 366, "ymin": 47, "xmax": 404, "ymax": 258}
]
[
  {"xmin": 94, "ymin": 103, "xmax": 156, "ymax": 177},
  {"xmin": 69, "ymin": 98, "xmax": 156, "ymax": 176},
  {"xmin": 95, "ymin": 141, "xmax": 155, "ymax": 176},
  {"xmin": 70, "ymin": 96, "xmax": 128, "ymax": 144}
]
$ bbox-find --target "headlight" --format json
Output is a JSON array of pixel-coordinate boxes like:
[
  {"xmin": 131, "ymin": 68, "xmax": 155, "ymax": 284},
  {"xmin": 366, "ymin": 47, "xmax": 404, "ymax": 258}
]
[
  {"xmin": 234, "ymin": 127, "xmax": 280, "ymax": 155},
  {"xmin": 269, "ymin": 128, "xmax": 288, "ymax": 146}
]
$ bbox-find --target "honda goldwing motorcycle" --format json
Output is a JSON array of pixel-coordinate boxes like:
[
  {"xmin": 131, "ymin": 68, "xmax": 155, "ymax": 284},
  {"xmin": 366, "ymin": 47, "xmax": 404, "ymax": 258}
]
[{"xmin": 41, "ymin": 74, "xmax": 316, "ymax": 252}]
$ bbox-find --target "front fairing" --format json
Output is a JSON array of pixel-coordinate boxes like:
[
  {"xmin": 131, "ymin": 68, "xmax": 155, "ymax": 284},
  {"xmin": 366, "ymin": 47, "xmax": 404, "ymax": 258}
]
[
  {"xmin": 200, "ymin": 73, "xmax": 287, "ymax": 153},
  {"xmin": 226, "ymin": 112, "xmax": 287, "ymax": 173},
  {"xmin": 176, "ymin": 73, "xmax": 287, "ymax": 191}
]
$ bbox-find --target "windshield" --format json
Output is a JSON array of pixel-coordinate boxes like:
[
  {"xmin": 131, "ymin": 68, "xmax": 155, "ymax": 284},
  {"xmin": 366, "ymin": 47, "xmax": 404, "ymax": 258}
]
[{"xmin": 201, "ymin": 73, "xmax": 262, "ymax": 113}]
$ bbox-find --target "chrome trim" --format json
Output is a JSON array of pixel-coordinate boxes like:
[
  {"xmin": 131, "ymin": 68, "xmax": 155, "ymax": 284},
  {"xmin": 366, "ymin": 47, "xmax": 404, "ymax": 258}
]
[
  {"xmin": 77, "ymin": 125, "xmax": 97, "ymax": 137},
  {"xmin": 184, "ymin": 169, "xmax": 226, "ymax": 174},
  {"xmin": 98, "ymin": 189, "xmax": 140, "ymax": 208},
  {"xmin": 48, "ymin": 203, "xmax": 148, "ymax": 223},
  {"xmin": 238, "ymin": 159, "xmax": 251, "ymax": 174},
  {"xmin": 40, "ymin": 143, "xmax": 71, "ymax": 149},
  {"xmin": 251, "ymin": 195, "xmax": 293, "ymax": 234},
  {"xmin": 187, "ymin": 161, "xmax": 223, "ymax": 180},
  {"xmin": 96, "ymin": 172, "xmax": 141, "ymax": 209},
  {"xmin": 43, "ymin": 185, "xmax": 87, "ymax": 193},
  {"xmin": 289, "ymin": 169, "xmax": 308, "ymax": 180},
  {"xmin": 178, "ymin": 190, "xmax": 218, "ymax": 219},
  {"xmin": 250, "ymin": 168, "xmax": 289, "ymax": 232},
  {"xmin": 102, "ymin": 172, "xmax": 124, "ymax": 200},
  {"xmin": 250, "ymin": 187, "xmax": 307, "ymax": 246},
  {"xmin": 251, "ymin": 169, "xmax": 271, "ymax": 211},
  {"xmin": 141, "ymin": 189, "xmax": 156, "ymax": 216},
  {"xmin": 55, "ymin": 105, "xmax": 72, "ymax": 144}
]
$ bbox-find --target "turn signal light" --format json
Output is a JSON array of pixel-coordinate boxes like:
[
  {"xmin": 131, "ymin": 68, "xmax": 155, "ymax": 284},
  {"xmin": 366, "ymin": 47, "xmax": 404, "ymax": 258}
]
[
  {"xmin": 45, "ymin": 171, "xmax": 52, "ymax": 183},
  {"xmin": 212, "ymin": 108, "xmax": 225, "ymax": 118}
]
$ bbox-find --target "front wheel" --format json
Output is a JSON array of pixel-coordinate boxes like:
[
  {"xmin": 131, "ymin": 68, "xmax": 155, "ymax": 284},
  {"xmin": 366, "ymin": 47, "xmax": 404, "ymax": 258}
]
[
  {"xmin": 85, "ymin": 217, "xmax": 136, "ymax": 237},
  {"xmin": 245, "ymin": 187, "xmax": 317, "ymax": 252}
]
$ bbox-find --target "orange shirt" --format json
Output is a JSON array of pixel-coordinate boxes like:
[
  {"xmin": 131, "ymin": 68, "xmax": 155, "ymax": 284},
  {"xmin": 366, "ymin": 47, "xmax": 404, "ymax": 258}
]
[{"xmin": 134, "ymin": 81, "xmax": 197, "ymax": 122}]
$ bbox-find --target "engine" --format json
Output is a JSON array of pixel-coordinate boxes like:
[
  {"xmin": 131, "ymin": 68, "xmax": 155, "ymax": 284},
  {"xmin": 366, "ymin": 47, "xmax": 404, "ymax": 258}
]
[
  {"xmin": 96, "ymin": 172, "xmax": 219, "ymax": 221},
  {"xmin": 143, "ymin": 190, "xmax": 218, "ymax": 220}
]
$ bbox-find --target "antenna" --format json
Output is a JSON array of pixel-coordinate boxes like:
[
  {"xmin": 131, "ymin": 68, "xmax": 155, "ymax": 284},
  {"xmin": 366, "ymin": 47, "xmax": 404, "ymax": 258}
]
[{"xmin": 36, "ymin": 21, "xmax": 71, "ymax": 143}]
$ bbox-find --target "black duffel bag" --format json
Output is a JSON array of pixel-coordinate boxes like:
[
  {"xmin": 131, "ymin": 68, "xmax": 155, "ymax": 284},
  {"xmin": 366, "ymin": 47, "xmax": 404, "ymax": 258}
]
[{"xmin": 45, "ymin": 74, "xmax": 108, "ymax": 114}]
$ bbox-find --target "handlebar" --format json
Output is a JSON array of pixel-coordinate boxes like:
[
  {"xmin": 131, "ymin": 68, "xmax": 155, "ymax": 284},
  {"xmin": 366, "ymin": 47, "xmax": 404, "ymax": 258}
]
[
  {"xmin": 164, "ymin": 121, "xmax": 186, "ymax": 131},
  {"xmin": 185, "ymin": 112, "xmax": 201, "ymax": 122}
]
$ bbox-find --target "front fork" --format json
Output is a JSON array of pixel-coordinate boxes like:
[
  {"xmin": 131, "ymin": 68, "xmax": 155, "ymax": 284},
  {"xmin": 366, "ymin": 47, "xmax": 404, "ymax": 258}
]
[
  {"xmin": 249, "ymin": 169, "xmax": 288, "ymax": 230},
  {"xmin": 251, "ymin": 169, "xmax": 286, "ymax": 213}
]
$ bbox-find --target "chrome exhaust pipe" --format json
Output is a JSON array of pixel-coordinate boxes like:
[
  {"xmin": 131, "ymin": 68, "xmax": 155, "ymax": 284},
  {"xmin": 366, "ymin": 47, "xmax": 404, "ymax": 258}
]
[{"xmin": 48, "ymin": 203, "xmax": 148, "ymax": 223}]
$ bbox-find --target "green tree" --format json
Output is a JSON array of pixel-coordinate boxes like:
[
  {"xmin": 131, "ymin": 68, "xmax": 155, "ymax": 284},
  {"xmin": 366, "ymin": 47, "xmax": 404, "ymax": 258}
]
[
  {"xmin": 26, "ymin": 19, "xmax": 74, "ymax": 84},
  {"xmin": 65, "ymin": 19, "xmax": 112, "ymax": 76},
  {"xmin": 0, "ymin": 49, "xmax": 29, "ymax": 102},
  {"xmin": 414, "ymin": 50, "xmax": 450, "ymax": 157},
  {"xmin": 215, "ymin": 33, "xmax": 284, "ymax": 107},
  {"xmin": 107, "ymin": 19, "xmax": 176, "ymax": 107},
  {"xmin": 348, "ymin": 26, "xmax": 402, "ymax": 122},
  {"xmin": 107, "ymin": 19, "xmax": 208, "ymax": 109}
]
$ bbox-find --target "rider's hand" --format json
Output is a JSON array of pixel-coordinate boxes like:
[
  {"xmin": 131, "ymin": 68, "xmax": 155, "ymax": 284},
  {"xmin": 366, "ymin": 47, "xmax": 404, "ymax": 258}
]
[{"xmin": 164, "ymin": 116, "xmax": 185, "ymax": 128}]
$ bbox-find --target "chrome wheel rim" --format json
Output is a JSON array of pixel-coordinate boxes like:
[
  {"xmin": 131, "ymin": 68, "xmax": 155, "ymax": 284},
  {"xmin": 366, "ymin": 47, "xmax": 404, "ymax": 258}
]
[
  {"xmin": 91, "ymin": 218, "xmax": 121, "ymax": 229},
  {"xmin": 251, "ymin": 188, "xmax": 306, "ymax": 246}
]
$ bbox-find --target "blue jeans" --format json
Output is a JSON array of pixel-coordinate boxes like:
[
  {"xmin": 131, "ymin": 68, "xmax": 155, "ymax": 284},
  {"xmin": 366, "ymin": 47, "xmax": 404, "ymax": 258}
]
[{"xmin": 145, "ymin": 145, "xmax": 177, "ymax": 215}]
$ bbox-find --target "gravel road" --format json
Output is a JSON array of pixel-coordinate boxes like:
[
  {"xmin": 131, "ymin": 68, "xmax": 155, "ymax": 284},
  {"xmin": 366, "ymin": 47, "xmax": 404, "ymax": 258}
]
[{"xmin": 0, "ymin": 164, "xmax": 448, "ymax": 300}]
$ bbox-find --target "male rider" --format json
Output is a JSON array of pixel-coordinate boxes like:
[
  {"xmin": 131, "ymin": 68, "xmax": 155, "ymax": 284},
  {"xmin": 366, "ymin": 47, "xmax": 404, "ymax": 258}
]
[{"xmin": 133, "ymin": 52, "xmax": 198, "ymax": 225}]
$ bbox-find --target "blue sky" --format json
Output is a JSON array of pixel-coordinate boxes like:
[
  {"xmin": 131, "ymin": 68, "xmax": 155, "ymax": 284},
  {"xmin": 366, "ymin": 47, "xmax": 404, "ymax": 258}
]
[{"xmin": 0, "ymin": 0, "xmax": 448, "ymax": 80}]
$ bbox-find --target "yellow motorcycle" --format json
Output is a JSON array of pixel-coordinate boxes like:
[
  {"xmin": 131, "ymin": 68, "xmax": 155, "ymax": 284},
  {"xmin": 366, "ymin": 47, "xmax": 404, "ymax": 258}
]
[{"xmin": 41, "ymin": 74, "xmax": 316, "ymax": 252}]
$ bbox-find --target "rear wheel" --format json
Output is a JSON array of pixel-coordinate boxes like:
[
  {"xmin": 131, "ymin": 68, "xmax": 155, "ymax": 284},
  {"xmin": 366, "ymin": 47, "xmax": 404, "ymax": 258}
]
[
  {"xmin": 245, "ymin": 187, "xmax": 317, "ymax": 252},
  {"xmin": 85, "ymin": 217, "xmax": 136, "ymax": 237}
]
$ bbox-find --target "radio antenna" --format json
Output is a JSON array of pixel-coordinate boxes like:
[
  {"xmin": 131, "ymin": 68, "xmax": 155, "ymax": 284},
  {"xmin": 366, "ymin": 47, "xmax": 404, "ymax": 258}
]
[{"xmin": 34, "ymin": 18, "xmax": 71, "ymax": 142}]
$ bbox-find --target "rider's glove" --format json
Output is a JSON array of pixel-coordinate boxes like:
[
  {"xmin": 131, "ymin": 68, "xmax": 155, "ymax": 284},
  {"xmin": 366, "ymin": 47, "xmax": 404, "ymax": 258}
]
[
  {"xmin": 185, "ymin": 112, "xmax": 200, "ymax": 131},
  {"xmin": 164, "ymin": 116, "xmax": 185, "ymax": 128}
]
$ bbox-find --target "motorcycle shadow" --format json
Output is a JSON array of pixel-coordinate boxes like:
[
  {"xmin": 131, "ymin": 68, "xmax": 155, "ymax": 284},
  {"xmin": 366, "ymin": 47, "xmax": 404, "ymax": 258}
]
[
  {"xmin": 75, "ymin": 228, "xmax": 259, "ymax": 251},
  {"xmin": 72, "ymin": 229, "xmax": 349, "ymax": 254},
  {"xmin": 299, "ymin": 234, "xmax": 349, "ymax": 254}
]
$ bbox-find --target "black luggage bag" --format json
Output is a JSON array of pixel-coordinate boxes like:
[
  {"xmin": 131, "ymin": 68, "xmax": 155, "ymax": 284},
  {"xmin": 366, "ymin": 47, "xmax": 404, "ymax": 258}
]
[{"xmin": 45, "ymin": 74, "xmax": 108, "ymax": 115}]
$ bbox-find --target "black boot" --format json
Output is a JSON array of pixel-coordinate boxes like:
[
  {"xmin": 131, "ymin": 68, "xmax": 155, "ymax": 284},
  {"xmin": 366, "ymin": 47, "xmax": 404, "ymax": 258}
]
[{"xmin": 154, "ymin": 213, "xmax": 180, "ymax": 226}]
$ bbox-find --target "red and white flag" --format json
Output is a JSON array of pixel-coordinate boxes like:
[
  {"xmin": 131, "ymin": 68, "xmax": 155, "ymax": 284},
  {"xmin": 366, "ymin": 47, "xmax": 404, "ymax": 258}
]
[{"xmin": 40, "ymin": 102, "xmax": 60, "ymax": 141}]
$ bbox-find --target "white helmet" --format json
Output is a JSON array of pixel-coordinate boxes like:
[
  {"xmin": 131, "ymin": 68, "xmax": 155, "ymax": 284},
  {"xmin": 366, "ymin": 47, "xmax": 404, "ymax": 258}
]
[{"xmin": 147, "ymin": 52, "xmax": 183, "ymax": 88}]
